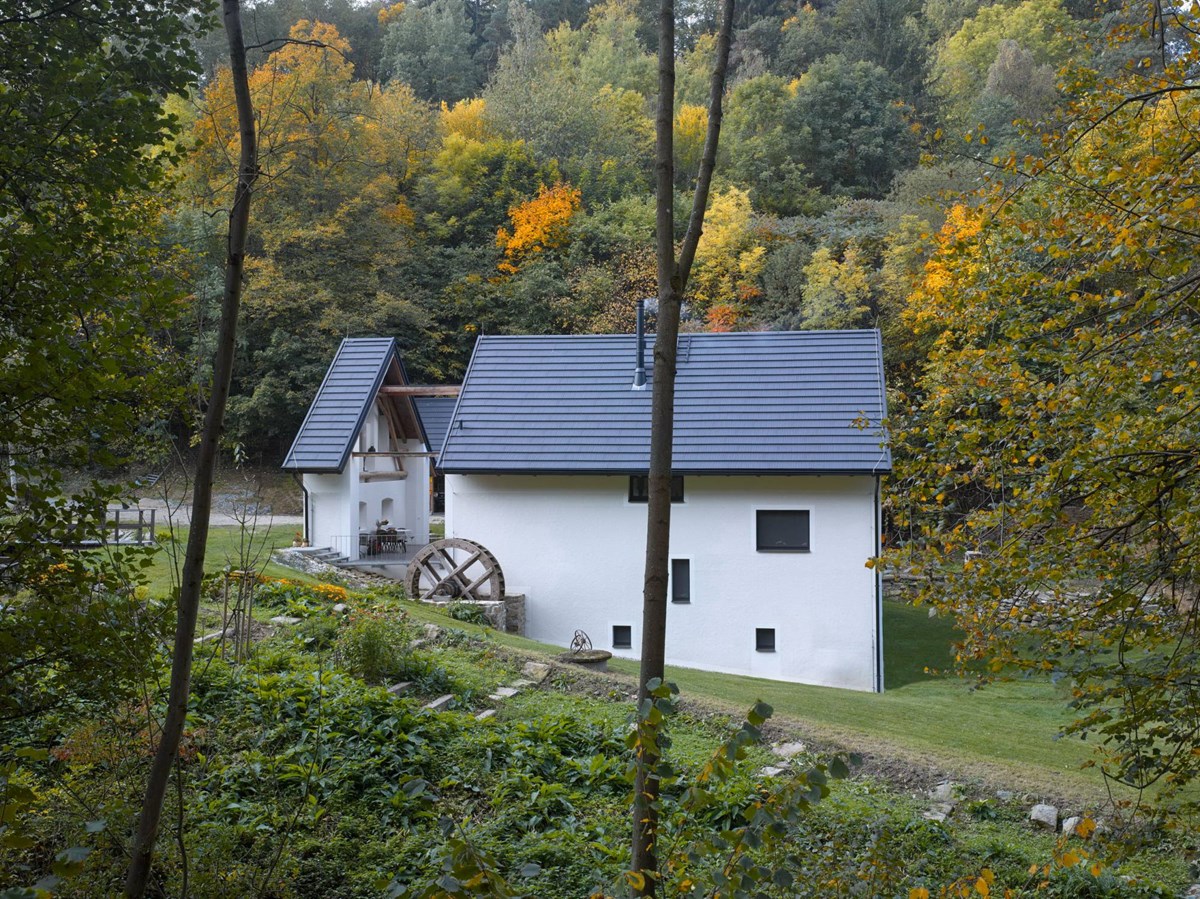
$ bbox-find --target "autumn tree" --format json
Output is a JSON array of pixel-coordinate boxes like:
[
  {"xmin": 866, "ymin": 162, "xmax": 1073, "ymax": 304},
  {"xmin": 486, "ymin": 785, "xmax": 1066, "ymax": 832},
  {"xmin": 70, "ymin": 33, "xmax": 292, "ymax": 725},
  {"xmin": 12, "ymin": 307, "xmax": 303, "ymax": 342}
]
[
  {"xmin": 686, "ymin": 186, "xmax": 765, "ymax": 326},
  {"xmin": 891, "ymin": 30, "xmax": 1200, "ymax": 801},
  {"xmin": 187, "ymin": 20, "xmax": 438, "ymax": 456},
  {"xmin": 496, "ymin": 182, "xmax": 582, "ymax": 272}
]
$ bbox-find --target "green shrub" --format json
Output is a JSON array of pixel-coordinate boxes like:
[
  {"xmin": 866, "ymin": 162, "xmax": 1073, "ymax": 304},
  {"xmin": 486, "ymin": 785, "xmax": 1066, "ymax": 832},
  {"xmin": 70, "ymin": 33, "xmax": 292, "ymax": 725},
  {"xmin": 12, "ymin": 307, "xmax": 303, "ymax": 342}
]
[
  {"xmin": 335, "ymin": 614, "xmax": 414, "ymax": 684},
  {"xmin": 446, "ymin": 602, "xmax": 489, "ymax": 625}
]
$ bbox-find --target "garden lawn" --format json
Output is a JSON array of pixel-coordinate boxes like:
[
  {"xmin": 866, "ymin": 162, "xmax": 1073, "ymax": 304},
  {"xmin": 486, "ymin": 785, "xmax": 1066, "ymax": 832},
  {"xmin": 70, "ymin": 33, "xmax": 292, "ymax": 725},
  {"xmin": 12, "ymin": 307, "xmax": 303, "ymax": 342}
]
[{"xmin": 140, "ymin": 524, "xmax": 318, "ymax": 598}]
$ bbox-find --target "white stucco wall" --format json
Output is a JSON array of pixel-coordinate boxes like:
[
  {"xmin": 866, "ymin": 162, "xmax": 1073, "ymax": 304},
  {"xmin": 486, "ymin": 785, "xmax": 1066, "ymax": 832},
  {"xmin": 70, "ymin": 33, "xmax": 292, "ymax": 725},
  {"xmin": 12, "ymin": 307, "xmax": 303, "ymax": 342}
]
[
  {"xmin": 445, "ymin": 474, "xmax": 882, "ymax": 691},
  {"xmin": 302, "ymin": 406, "xmax": 433, "ymax": 557}
]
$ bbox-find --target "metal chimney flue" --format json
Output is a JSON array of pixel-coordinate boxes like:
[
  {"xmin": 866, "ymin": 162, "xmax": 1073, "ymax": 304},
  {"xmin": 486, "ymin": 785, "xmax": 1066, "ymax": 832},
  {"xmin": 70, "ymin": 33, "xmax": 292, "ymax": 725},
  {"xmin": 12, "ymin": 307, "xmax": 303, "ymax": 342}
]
[{"xmin": 632, "ymin": 299, "xmax": 647, "ymax": 390}]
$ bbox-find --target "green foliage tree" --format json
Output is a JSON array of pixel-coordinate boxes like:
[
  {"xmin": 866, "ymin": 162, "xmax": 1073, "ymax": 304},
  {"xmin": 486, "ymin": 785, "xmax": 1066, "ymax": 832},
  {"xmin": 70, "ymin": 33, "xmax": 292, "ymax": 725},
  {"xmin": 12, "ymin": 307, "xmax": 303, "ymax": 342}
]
[
  {"xmin": 483, "ymin": 1, "xmax": 654, "ymax": 203},
  {"xmin": 0, "ymin": 0, "xmax": 197, "ymax": 725},
  {"xmin": 930, "ymin": 0, "xmax": 1073, "ymax": 127},
  {"xmin": 722, "ymin": 74, "xmax": 825, "ymax": 216},
  {"xmin": 382, "ymin": 0, "xmax": 485, "ymax": 103},
  {"xmin": 787, "ymin": 55, "xmax": 918, "ymax": 197}
]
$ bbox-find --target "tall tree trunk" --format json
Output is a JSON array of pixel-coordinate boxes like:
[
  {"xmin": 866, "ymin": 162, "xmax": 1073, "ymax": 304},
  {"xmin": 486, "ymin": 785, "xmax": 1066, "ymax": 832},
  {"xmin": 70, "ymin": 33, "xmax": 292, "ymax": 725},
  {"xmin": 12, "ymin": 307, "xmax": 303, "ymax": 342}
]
[
  {"xmin": 631, "ymin": 0, "xmax": 735, "ymax": 894},
  {"xmin": 123, "ymin": 3, "xmax": 256, "ymax": 895}
]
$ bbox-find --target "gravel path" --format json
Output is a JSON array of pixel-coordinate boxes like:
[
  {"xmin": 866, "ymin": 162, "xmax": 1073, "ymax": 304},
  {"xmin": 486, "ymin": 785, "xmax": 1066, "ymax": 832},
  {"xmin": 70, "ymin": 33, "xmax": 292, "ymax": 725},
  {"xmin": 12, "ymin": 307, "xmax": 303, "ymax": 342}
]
[{"xmin": 133, "ymin": 498, "xmax": 303, "ymax": 529}]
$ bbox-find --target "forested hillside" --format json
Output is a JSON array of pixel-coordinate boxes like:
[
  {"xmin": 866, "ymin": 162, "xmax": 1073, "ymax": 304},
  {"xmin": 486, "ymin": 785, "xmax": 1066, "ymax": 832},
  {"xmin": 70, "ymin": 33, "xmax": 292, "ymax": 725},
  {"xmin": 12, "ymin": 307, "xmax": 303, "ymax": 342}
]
[{"xmin": 166, "ymin": 0, "xmax": 1151, "ymax": 458}]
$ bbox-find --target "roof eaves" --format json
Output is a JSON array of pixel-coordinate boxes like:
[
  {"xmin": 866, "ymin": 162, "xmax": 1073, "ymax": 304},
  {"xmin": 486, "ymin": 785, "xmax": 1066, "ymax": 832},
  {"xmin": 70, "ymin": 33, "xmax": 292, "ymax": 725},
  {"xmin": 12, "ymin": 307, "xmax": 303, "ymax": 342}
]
[{"xmin": 437, "ymin": 333, "xmax": 484, "ymax": 468}]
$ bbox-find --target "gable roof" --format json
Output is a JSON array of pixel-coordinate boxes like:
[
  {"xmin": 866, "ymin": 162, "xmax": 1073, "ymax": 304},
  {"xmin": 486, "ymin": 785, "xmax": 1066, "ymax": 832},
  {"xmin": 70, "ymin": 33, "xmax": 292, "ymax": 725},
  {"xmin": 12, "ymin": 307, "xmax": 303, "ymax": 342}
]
[
  {"xmin": 438, "ymin": 330, "xmax": 890, "ymax": 476},
  {"xmin": 413, "ymin": 397, "xmax": 457, "ymax": 457},
  {"xmin": 282, "ymin": 338, "xmax": 429, "ymax": 473}
]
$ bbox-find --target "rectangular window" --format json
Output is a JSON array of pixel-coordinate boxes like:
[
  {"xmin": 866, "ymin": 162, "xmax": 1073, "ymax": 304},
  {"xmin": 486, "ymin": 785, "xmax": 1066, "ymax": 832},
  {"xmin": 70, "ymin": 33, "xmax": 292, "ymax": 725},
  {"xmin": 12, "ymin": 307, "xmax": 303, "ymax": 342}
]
[
  {"xmin": 629, "ymin": 475, "xmax": 684, "ymax": 503},
  {"xmin": 756, "ymin": 628, "xmax": 776, "ymax": 653},
  {"xmin": 756, "ymin": 510, "xmax": 810, "ymax": 552},
  {"xmin": 612, "ymin": 625, "xmax": 632, "ymax": 649},
  {"xmin": 670, "ymin": 559, "xmax": 691, "ymax": 603}
]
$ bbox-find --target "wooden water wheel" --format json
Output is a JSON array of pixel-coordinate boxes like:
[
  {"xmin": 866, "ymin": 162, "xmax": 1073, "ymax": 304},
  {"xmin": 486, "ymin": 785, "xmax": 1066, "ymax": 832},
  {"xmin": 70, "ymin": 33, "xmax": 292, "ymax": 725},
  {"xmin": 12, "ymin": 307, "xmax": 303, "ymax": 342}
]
[{"xmin": 405, "ymin": 537, "xmax": 505, "ymax": 602}]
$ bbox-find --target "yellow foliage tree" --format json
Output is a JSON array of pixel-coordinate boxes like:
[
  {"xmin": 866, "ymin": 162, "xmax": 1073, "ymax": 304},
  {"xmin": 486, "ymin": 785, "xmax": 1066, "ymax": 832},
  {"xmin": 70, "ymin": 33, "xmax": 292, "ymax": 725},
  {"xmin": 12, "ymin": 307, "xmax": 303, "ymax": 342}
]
[
  {"xmin": 496, "ymin": 182, "xmax": 582, "ymax": 273},
  {"xmin": 801, "ymin": 242, "xmax": 873, "ymax": 329},
  {"xmin": 674, "ymin": 103, "xmax": 708, "ymax": 185},
  {"xmin": 688, "ymin": 186, "xmax": 765, "ymax": 325},
  {"xmin": 441, "ymin": 97, "xmax": 490, "ymax": 141}
]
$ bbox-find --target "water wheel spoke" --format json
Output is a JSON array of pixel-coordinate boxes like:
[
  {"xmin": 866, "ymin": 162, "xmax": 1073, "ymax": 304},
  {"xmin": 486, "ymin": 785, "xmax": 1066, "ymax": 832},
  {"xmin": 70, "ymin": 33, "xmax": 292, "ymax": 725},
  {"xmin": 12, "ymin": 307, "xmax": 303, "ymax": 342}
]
[
  {"xmin": 435, "ymin": 548, "xmax": 481, "ymax": 594},
  {"xmin": 406, "ymin": 538, "xmax": 504, "ymax": 603}
]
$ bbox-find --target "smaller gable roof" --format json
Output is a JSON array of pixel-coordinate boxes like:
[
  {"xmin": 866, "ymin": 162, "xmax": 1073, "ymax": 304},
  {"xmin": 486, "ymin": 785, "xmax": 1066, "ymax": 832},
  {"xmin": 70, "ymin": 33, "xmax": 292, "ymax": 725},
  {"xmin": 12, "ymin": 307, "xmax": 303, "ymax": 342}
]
[
  {"xmin": 282, "ymin": 338, "xmax": 405, "ymax": 473},
  {"xmin": 414, "ymin": 397, "xmax": 457, "ymax": 457}
]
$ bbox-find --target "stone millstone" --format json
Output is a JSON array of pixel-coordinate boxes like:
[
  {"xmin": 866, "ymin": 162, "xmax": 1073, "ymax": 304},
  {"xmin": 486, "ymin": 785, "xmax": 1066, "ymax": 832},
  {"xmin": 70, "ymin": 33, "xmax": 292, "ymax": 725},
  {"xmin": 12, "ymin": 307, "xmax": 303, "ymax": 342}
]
[{"xmin": 1029, "ymin": 804, "xmax": 1058, "ymax": 830}]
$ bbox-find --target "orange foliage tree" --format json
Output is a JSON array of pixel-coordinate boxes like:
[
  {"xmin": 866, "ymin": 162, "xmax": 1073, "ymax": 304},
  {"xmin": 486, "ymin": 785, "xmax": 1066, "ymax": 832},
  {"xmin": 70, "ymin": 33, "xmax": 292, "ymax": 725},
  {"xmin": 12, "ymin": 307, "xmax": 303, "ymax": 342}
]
[{"xmin": 496, "ymin": 182, "xmax": 582, "ymax": 273}]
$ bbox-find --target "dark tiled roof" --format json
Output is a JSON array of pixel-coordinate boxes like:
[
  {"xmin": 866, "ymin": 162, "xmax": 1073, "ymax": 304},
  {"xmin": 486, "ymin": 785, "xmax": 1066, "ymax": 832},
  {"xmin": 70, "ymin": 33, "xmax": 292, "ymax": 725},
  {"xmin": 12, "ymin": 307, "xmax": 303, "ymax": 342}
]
[
  {"xmin": 281, "ymin": 338, "xmax": 398, "ymax": 473},
  {"xmin": 414, "ymin": 397, "xmax": 457, "ymax": 457},
  {"xmin": 439, "ymin": 330, "xmax": 890, "ymax": 475}
]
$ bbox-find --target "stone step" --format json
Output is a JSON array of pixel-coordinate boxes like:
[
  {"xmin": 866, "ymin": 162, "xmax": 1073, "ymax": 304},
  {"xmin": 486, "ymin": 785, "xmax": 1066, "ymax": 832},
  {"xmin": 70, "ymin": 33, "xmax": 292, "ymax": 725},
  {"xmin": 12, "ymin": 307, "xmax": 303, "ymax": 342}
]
[
  {"xmin": 423, "ymin": 694, "xmax": 454, "ymax": 712},
  {"xmin": 475, "ymin": 709, "xmax": 496, "ymax": 722}
]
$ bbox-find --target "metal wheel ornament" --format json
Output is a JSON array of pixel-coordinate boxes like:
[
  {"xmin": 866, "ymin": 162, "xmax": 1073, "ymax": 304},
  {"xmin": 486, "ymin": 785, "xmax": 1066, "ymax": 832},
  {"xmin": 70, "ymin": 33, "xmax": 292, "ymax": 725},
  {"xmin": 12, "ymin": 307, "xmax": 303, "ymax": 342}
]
[{"xmin": 405, "ymin": 537, "xmax": 505, "ymax": 602}]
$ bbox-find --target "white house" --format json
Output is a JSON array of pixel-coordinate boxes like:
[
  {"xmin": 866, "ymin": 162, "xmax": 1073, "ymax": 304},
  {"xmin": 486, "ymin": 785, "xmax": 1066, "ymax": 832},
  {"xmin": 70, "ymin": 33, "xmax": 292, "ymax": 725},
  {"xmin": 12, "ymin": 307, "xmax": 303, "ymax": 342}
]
[
  {"xmin": 281, "ymin": 338, "xmax": 455, "ymax": 562},
  {"xmin": 439, "ymin": 329, "xmax": 890, "ymax": 692}
]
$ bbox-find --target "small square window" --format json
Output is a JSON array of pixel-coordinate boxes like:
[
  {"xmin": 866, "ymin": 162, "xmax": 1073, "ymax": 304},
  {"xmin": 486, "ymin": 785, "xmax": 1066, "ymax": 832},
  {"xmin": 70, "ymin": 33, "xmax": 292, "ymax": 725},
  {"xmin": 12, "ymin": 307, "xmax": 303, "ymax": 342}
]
[
  {"xmin": 671, "ymin": 559, "xmax": 691, "ymax": 603},
  {"xmin": 756, "ymin": 510, "xmax": 810, "ymax": 552},
  {"xmin": 755, "ymin": 628, "xmax": 776, "ymax": 653},
  {"xmin": 612, "ymin": 625, "xmax": 632, "ymax": 649},
  {"xmin": 629, "ymin": 475, "xmax": 684, "ymax": 503}
]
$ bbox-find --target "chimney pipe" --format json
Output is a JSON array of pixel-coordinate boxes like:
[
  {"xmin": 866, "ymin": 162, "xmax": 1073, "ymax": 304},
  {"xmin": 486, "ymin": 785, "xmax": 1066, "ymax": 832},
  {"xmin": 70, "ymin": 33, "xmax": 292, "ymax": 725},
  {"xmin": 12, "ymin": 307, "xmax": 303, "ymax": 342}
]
[{"xmin": 632, "ymin": 299, "xmax": 647, "ymax": 390}]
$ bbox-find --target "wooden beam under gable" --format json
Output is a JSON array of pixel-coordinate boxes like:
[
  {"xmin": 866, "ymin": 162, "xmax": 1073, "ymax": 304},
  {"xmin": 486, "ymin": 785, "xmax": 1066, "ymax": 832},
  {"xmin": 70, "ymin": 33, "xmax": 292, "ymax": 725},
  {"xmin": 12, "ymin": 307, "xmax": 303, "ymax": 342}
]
[{"xmin": 378, "ymin": 356, "xmax": 425, "ymax": 450}]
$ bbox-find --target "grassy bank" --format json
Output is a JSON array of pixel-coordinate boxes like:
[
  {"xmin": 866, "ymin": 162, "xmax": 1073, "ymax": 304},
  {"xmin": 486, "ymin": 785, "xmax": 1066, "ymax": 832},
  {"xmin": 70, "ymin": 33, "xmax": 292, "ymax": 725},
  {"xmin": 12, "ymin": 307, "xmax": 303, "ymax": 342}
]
[
  {"xmin": 397, "ymin": 600, "xmax": 1119, "ymax": 803},
  {"xmin": 144, "ymin": 529, "xmax": 1133, "ymax": 802}
]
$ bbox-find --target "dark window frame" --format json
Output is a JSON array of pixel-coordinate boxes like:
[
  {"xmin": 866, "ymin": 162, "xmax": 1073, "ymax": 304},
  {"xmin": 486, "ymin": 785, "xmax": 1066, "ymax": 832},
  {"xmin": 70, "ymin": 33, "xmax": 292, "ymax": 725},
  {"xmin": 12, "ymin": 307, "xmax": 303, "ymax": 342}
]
[
  {"xmin": 670, "ymin": 558, "xmax": 691, "ymax": 604},
  {"xmin": 629, "ymin": 475, "xmax": 684, "ymax": 504},
  {"xmin": 755, "ymin": 509, "xmax": 811, "ymax": 552},
  {"xmin": 612, "ymin": 625, "xmax": 632, "ymax": 649},
  {"xmin": 755, "ymin": 628, "xmax": 776, "ymax": 653}
]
